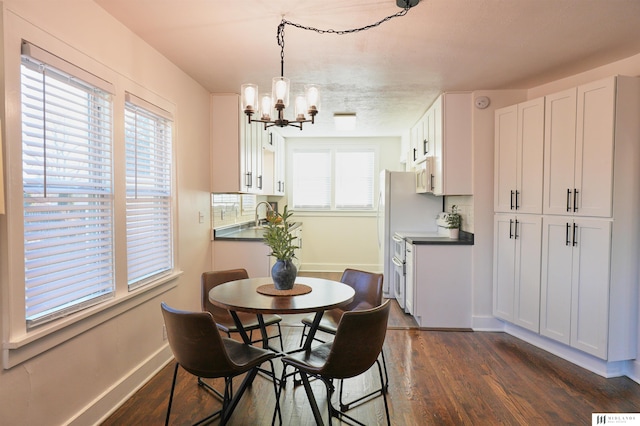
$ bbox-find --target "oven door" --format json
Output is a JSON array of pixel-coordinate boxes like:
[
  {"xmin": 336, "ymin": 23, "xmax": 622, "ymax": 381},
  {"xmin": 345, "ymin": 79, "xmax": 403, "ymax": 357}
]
[
  {"xmin": 392, "ymin": 233, "xmax": 405, "ymax": 262},
  {"xmin": 392, "ymin": 256, "xmax": 406, "ymax": 309}
]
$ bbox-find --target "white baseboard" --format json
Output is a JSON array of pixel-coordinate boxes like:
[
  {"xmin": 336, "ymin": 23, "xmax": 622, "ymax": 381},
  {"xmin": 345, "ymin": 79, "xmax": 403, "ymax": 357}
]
[
  {"xmin": 472, "ymin": 315, "xmax": 505, "ymax": 331},
  {"xmin": 66, "ymin": 344, "xmax": 173, "ymax": 425}
]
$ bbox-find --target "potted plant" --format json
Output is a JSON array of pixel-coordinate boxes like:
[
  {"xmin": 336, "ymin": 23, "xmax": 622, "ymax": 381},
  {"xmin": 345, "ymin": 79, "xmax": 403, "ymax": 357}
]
[
  {"xmin": 263, "ymin": 205, "xmax": 299, "ymax": 290},
  {"xmin": 446, "ymin": 205, "xmax": 461, "ymax": 239}
]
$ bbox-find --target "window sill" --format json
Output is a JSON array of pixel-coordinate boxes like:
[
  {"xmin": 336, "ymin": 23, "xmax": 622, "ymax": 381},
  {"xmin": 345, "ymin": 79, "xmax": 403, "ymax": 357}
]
[{"xmin": 3, "ymin": 271, "xmax": 182, "ymax": 369}]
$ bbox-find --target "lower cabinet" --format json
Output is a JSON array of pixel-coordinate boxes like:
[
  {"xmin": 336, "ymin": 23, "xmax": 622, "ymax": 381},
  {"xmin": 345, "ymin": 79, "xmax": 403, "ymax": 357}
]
[
  {"xmin": 410, "ymin": 244, "xmax": 472, "ymax": 328},
  {"xmin": 540, "ymin": 216, "xmax": 611, "ymax": 359},
  {"xmin": 493, "ymin": 214, "xmax": 542, "ymax": 333},
  {"xmin": 214, "ymin": 240, "xmax": 271, "ymax": 277}
]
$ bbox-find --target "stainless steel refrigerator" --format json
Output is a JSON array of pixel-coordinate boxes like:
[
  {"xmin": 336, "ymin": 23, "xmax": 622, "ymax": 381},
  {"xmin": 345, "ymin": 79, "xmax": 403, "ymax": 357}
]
[{"xmin": 377, "ymin": 170, "xmax": 442, "ymax": 303}]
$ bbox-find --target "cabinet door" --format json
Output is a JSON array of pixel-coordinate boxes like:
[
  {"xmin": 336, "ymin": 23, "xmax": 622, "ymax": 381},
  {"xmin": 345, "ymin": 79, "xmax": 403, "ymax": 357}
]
[
  {"xmin": 494, "ymin": 105, "xmax": 518, "ymax": 213},
  {"xmin": 570, "ymin": 219, "xmax": 611, "ymax": 358},
  {"xmin": 273, "ymin": 133, "xmax": 286, "ymax": 195},
  {"xmin": 543, "ymin": 88, "xmax": 577, "ymax": 215},
  {"xmin": 540, "ymin": 216, "xmax": 573, "ymax": 344},
  {"xmin": 431, "ymin": 96, "xmax": 444, "ymax": 195},
  {"xmin": 574, "ymin": 77, "xmax": 615, "ymax": 218},
  {"xmin": 493, "ymin": 214, "xmax": 516, "ymax": 321},
  {"xmin": 513, "ymin": 215, "xmax": 542, "ymax": 332},
  {"xmin": 517, "ymin": 98, "xmax": 545, "ymax": 214}
]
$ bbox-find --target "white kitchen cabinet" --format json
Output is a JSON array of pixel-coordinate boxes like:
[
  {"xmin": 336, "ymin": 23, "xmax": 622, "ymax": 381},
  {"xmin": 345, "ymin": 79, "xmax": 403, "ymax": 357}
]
[
  {"xmin": 431, "ymin": 93, "xmax": 473, "ymax": 195},
  {"xmin": 411, "ymin": 244, "xmax": 472, "ymax": 328},
  {"xmin": 493, "ymin": 214, "xmax": 542, "ymax": 333},
  {"xmin": 409, "ymin": 108, "xmax": 434, "ymax": 167},
  {"xmin": 540, "ymin": 217, "xmax": 611, "ymax": 358},
  {"xmin": 214, "ymin": 240, "xmax": 271, "ymax": 277},
  {"xmin": 272, "ymin": 132, "xmax": 286, "ymax": 196},
  {"xmin": 493, "ymin": 75, "xmax": 640, "ymax": 365},
  {"xmin": 210, "ymin": 93, "xmax": 268, "ymax": 194},
  {"xmin": 543, "ymin": 77, "xmax": 616, "ymax": 217},
  {"xmin": 494, "ymin": 97, "xmax": 544, "ymax": 214}
]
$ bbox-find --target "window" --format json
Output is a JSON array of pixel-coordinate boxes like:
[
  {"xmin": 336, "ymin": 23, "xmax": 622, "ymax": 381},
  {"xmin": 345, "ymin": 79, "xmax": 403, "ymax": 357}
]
[
  {"xmin": 292, "ymin": 148, "xmax": 375, "ymax": 211},
  {"xmin": 125, "ymin": 94, "xmax": 174, "ymax": 289},
  {"xmin": 21, "ymin": 45, "xmax": 115, "ymax": 328}
]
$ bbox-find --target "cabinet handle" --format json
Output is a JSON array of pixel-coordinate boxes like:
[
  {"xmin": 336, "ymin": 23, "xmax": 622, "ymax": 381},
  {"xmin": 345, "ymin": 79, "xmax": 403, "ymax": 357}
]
[
  {"xmin": 269, "ymin": 133, "xmax": 273, "ymax": 146},
  {"xmin": 245, "ymin": 172, "xmax": 252, "ymax": 188},
  {"xmin": 565, "ymin": 223, "xmax": 570, "ymax": 246},
  {"xmin": 423, "ymin": 139, "xmax": 428, "ymax": 154},
  {"xmin": 572, "ymin": 223, "xmax": 578, "ymax": 246},
  {"xmin": 257, "ymin": 175, "xmax": 263, "ymax": 190},
  {"xmin": 509, "ymin": 219, "xmax": 514, "ymax": 239},
  {"xmin": 430, "ymin": 174, "xmax": 434, "ymax": 191},
  {"xmin": 510, "ymin": 190, "xmax": 514, "ymax": 210},
  {"xmin": 515, "ymin": 190, "xmax": 520, "ymax": 210},
  {"xmin": 566, "ymin": 189, "xmax": 572, "ymax": 212},
  {"xmin": 413, "ymin": 148, "xmax": 417, "ymax": 161},
  {"xmin": 514, "ymin": 219, "xmax": 519, "ymax": 239},
  {"xmin": 573, "ymin": 189, "xmax": 579, "ymax": 212}
]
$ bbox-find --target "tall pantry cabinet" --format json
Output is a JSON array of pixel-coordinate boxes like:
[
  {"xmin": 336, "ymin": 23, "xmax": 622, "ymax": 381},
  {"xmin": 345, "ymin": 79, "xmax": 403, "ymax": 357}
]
[{"xmin": 494, "ymin": 76, "xmax": 640, "ymax": 364}]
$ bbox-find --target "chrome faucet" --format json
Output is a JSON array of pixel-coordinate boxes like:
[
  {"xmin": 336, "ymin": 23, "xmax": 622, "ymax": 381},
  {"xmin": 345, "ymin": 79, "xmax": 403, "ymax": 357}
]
[{"xmin": 255, "ymin": 201, "xmax": 274, "ymax": 227}]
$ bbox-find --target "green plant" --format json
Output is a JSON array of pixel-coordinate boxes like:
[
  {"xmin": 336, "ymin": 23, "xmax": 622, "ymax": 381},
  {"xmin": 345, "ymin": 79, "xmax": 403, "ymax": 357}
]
[
  {"xmin": 263, "ymin": 205, "xmax": 298, "ymax": 261},
  {"xmin": 446, "ymin": 205, "xmax": 461, "ymax": 229}
]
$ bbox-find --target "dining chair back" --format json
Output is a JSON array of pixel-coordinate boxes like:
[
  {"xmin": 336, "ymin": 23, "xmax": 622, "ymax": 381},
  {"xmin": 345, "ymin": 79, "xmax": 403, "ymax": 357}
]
[
  {"xmin": 201, "ymin": 269, "xmax": 283, "ymax": 350},
  {"xmin": 161, "ymin": 302, "xmax": 280, "ymax": 425},
  {"xmin": 281, "ymin": 300, "xmax": 392, "ymax": 425}
]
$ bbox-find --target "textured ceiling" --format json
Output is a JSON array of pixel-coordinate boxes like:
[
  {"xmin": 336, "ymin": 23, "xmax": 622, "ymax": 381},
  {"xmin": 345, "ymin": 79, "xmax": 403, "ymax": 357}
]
[{"xmin": 94, "ymin": 0, "xmax": 640, "ymax": 137}]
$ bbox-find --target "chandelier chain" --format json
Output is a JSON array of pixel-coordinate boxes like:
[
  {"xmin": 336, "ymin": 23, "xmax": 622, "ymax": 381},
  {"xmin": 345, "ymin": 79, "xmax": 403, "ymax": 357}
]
[{"xmin": 276, "ymin": 3, "xmax": 412, "ymax": 76}]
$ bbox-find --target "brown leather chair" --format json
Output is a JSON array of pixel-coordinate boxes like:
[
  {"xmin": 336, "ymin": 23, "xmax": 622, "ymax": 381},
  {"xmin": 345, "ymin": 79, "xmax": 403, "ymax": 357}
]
[
  {"xmin": 160, "ymin": 302, "xmax": 280, "ymax": 425},
  {"xmin": 202, "ymin": 269, "xmax": 283, "ymax": 351},
  {"xmin": 281, "ymin": 300, "xmax": 391, "ymax": 425},
  {"xmin": 299, "ymin": 268, "xmax": 388, "ymax": 410}
]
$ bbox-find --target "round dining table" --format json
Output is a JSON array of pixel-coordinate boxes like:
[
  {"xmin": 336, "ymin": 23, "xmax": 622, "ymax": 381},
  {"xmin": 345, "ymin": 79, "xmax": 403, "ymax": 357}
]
[{"xmin": 209, "ymin": 276, "xmax": 355, "ymax": 351}]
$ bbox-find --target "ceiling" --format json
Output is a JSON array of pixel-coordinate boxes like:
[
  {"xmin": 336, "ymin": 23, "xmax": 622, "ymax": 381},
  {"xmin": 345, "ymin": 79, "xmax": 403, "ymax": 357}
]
[{"xmin": 94, "ymin": 0, "xmax": 640, "ymax": 138}]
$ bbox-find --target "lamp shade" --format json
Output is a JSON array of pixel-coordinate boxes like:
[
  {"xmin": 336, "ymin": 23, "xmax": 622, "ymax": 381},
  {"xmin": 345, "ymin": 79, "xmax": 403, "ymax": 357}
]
[
  {"xmin": 295, "ymin": 94, "xmax": 307, "ymax": 121},
  {"xmin": 241, "ymin": 84, "xmax": 259, "ymax": 113},
  {"xmin": 272, "ymin": 77, "xmax": 290, "ymax": 108},
  {"xmin": 260, "ymin": 94, "xmax": 273, "ymax": 120},
  {"xmin": 305, "ymin": 85, "xmax": 320, "ymax": 113}
]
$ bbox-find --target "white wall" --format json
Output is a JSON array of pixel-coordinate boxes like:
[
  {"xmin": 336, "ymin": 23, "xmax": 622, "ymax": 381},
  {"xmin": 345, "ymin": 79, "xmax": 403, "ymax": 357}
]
[{"xmin": 0, "ymin": 1, "xmax": 212, "ymax": 424}]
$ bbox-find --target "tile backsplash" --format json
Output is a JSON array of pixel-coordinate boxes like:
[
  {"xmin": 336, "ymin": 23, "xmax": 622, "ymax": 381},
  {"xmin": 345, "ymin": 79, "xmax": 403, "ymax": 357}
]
[
  {"xmin": 211, "ymin": 194, "xmax": 256, "ymax": 228},
  {"xmin": 445, "ymin": 195, "xmax": 473, "ymax": 233}
]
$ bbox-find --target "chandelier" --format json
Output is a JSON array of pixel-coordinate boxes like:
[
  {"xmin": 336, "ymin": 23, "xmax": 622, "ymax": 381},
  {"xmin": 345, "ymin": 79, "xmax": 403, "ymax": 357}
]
[{"xmin": 241, "ymin": 0, "xmax": 419, "ymax": 131}]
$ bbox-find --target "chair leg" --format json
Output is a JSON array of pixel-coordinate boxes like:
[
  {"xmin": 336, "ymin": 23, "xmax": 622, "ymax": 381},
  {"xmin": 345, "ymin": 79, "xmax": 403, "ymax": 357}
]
[
  {"xmin": 299, "ymin": 323, "xmax": 309, "ymax": 347},
  {"xmin": 165, "ymin": 363, "xmax": 180, "ymax": 426},
  {"xmin": 276, "ymin": 322, "xmax": 284, "ymax": 351},
  {"xmin": 338, "ymin": 347, "xmax": 389, "ymax": 411}
]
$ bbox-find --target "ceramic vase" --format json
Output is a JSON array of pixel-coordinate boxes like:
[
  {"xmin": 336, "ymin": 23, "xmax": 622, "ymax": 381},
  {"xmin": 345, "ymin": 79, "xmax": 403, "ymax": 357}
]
[{"xmin": 271, "ymin": 259, "xmax": 297, "ymax": 290}]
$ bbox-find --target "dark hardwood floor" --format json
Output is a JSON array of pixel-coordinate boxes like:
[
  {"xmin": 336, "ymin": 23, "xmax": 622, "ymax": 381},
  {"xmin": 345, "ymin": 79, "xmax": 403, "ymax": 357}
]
[{"xmin": 102, "ymin": 272, "xmax": 640, "ymax": 425}]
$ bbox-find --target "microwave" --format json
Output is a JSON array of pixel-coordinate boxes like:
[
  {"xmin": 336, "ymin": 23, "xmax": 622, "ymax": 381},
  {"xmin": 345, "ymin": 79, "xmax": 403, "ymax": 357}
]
[{"xmin": 415, "ymin": 157, "xmax": 434, "ymax": 193}]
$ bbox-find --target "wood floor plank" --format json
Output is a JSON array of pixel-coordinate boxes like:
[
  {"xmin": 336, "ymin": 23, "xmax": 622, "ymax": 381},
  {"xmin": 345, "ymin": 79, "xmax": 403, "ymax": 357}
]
[{"xmin": 103, "ymin": 325, "xmax": 640, "ymax": 425}]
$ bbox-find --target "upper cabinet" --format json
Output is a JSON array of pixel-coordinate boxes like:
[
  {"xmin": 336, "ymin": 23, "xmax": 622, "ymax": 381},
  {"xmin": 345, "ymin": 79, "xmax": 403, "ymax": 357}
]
[
  {"xmin": 408, "ymin": 93, "xmax": 473, "ymax": 196},
  {"xmin": 211, "ymin": 94, "xmax": 284, "ymax": 195},
  {"xmin": 543, "ymin": 77, "xmax": 616, "ymax": 217},
  {"xmin": 494, "ymin": 97, "xmax": 545, "ymax": 214},
  {"xmin": 431, "ymin": 93, "xmax": 473, "ymax": 196}
]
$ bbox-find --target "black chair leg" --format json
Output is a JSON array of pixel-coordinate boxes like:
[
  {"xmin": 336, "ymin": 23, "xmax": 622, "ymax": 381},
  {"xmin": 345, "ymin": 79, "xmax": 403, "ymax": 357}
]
[{"xmin": 165, "ymin": 363, "xmax": 180, "ymax": 426}]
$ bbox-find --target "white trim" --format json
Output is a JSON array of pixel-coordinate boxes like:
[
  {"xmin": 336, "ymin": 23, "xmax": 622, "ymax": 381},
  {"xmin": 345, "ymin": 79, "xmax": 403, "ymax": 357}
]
[{"xmin": 3, "ymin": 272, "xmax": 180, "ymax": 368}]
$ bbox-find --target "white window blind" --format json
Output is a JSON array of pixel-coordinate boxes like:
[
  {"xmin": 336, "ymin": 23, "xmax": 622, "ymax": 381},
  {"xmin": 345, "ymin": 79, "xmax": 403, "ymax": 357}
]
[
  {"xmin": 335, "ymin": 150, "xmax": 375, "ymax": 209},
  {"xmin": 125, "ymin": 94, "xmax": 174, "ymax": 289},
  {"xmin": 21, "ymin": 52, "xmax": 114, "ymax": 328},
  {"xmin": 292, "ymin": 150, "xmax": 331, "ymax": 209}
]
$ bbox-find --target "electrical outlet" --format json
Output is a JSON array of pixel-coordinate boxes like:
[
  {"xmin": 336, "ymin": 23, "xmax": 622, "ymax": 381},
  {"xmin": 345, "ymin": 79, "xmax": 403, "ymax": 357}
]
[{"xmin": 162, "ymin": 324, "xmax": 167, "ymax": 341}]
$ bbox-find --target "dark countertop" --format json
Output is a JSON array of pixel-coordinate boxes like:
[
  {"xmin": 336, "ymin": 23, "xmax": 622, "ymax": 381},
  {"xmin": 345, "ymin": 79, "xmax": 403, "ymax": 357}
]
[
  {"xmin": 214, "ymin": 222, "xmax": 301, "ymax": 242},
  {"xmin": 404, "ymin": 230, "xmax": 474, "ymax": 245}
]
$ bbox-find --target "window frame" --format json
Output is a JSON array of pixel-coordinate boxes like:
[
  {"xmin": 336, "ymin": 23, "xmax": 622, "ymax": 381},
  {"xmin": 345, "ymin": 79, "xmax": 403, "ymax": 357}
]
[
  {"xmin": 2, "ymin": 39, "xmax": 181, "ymax": 369},
  {"xmin": 289, "ymin": 142, "xmax": 379, "ymax": 213}
]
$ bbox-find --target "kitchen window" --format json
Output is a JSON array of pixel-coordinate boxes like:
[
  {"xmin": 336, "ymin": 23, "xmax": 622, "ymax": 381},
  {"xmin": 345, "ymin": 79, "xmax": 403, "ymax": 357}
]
[{"xmin": 291, "ymin": 147, "xmax": 376, "ymax": 211}]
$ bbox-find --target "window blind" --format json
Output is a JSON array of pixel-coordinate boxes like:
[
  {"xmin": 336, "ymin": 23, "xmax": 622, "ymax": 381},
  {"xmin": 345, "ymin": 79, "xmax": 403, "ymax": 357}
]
[
  {"xmin": 292, "ymin": 150, "xmax": 331, "ymax": 209},
  {"xmin": 335, "ymin": 150, "xmax": 375, "ymax": 209},
  {"xmin": 125, "ymin": 95, "xmax": 174, "ymax": 289},
  {"xmin": 21, "ymin": 55, "xmax": 114, "ymax": 327}
]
